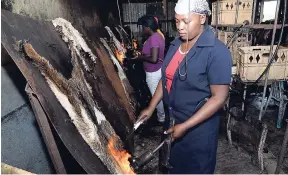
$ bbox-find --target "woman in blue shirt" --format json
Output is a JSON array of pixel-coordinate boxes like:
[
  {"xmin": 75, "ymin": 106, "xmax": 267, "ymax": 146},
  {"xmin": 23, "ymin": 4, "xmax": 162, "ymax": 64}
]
[{"xmin": 138, "ymin": 0, "xmax": 232, "ymax": 173}]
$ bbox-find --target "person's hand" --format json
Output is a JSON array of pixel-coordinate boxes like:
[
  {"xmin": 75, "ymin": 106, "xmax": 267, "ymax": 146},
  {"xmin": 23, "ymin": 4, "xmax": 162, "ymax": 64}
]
[
  {"xmin": 134, "ymin": 51, "xmax": 142, "ymax": 56},
  {"xmin": 138, "ymin": 107, "xmax": 154, "ymax": 121},
  {"xmin": 164, "ymin": 124, "xmax": 188, "ymax": 141}
]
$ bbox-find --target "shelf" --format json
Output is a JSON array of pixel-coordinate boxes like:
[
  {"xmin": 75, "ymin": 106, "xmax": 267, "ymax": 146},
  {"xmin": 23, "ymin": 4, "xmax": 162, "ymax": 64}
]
[{"xmin": 212, "ymin": 24, "xmax": 288, "ymax": 29}]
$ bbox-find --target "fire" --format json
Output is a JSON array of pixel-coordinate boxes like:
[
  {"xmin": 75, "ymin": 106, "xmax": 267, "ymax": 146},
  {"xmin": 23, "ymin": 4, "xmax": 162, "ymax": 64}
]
[
  {"xmin": 107, "ymin": 136, "xmax": 135, "ymax": 174},
  {"xmin": 132, "ymin": 39, "xmax": 138, "ymax": 50},
  {"xmin": 115, "ymin": 48, "xmax": 125, "ymax": 64}
]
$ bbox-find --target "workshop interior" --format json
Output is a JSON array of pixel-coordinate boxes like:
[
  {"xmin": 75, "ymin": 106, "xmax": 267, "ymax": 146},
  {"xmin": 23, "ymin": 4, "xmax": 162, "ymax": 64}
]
[{"xmin": 1, "ymin": 0, "xmax": 288, "ymax": 174}]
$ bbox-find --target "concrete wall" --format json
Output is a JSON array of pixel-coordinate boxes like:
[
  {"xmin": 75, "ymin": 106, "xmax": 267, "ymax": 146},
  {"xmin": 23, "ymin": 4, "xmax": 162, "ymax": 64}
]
[
  {"xmin": 1, "ymin": 61, "xmax": 54, "ymax": 173},
  {"xmin": 1, "ymin": 0, "xmax": 120, "ymax": 32},
  {"xmin": 2, "ymin": 0, "xmax": 70, "ymax": 21}
]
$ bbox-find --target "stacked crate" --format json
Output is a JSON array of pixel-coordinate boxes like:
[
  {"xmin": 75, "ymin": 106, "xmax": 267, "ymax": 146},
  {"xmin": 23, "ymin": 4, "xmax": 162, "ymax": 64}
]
[
  {"xmin": 212, "ymin": 0, "xmax": 253, "ymax": 25},
  {"xmin": 236, "ymin": 46, "xmax": 288, "ymax": 82},
  {"xmin": 218, "ymin": 31, "xmax": 250, "ymax": 65}
]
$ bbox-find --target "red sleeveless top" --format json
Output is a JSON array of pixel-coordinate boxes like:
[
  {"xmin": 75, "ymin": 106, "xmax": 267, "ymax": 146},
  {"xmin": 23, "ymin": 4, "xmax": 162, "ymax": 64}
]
[{"xmin": 165, "ymin": 48, "xmax": 186, "ymax": 93}]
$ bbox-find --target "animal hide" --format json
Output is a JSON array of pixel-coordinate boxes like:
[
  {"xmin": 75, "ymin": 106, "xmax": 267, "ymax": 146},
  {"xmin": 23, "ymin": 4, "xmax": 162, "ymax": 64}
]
[
  {"xmin": 51, "ymin": 18, "xmax": 97, "ymax": 71},
  {"xmin": 21, "ymin": 42, "xmax": 131, "ymax": 174},
  {"xmin": 105, "ymin": 26, "xmax": 126, "ymax": 57},
  {"xmin": 100, "ymin": 38, "xmax": 137, "ymax": 111},
  {"xmin": 115, "ymin": 25, "xmax": 132, "ymax": 49},
  {"xmin": 52, "ymin": 18, "xmax": 137, "ymax": 116}
]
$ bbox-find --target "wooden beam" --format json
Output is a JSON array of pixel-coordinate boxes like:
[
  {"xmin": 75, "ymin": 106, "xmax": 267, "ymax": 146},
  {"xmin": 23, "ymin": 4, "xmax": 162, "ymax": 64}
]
[
  {"xmin": 93, "ymin": 42, "xmax": 136, "ymax": 123},
  {"xmin": 25, "ymin": 85, "xmax": 66, "ymax": 174},
  {"xmin": 1, "ymin": 10, "xmax": 110, "ymax": 173}
]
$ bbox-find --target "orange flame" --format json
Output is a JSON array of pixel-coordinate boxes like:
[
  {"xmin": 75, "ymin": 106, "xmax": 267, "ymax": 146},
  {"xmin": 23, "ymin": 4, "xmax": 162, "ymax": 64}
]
[
  {"xmin": 107, "ymin": 136, "xmax": 135, "ymax": 174},
  {"xmin": 115, "ymin": 49, "xmax": 125, "ymax": 64},
  {"xmin": 132, "ymin": 40, "xmax": 138, "ymax": 50}
]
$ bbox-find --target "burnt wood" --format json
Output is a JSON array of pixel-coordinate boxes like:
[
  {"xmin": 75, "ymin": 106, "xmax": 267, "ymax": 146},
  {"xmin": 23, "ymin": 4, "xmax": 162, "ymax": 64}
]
[{"xmin": 1, "ymin": 10, "xmax": 133, "ymax": 173}]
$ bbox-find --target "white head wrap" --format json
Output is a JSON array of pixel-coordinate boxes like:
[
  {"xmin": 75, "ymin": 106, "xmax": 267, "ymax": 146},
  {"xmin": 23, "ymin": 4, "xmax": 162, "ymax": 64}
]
[{"xmin": 175, "ymin": 0, "xmax": 211, "ymax": 16}]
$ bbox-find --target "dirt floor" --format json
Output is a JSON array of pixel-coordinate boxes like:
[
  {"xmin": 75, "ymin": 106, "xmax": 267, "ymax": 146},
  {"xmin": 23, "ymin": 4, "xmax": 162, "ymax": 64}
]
[
  {"xmin": 133, "ymin": 106, "xmax": 288, "ymax": 174},
  {"xmin": 133, "ymin": 124, "xmax": 262, "ymax": 174},
  {"xmin": 261, "ymin": 108, "xmax": 288, "ymax": 173}
]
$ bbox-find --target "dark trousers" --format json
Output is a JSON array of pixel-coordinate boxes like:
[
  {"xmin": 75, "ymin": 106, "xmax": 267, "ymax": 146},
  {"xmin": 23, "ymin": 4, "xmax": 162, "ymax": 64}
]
[{"xmin": 168, "ymin": 116, "xmax": 220, "ymax": 174}]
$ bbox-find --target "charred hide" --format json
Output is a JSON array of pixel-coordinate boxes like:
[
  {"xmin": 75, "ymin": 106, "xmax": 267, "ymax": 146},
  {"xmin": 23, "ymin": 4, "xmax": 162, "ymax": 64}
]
[
  {"xmin": 103, "ymin": 26, "xmax": 152, "ymax": 112},
  {"xmin": 1, "ymin": 10, "xmax": 134, "ymax": 174}
]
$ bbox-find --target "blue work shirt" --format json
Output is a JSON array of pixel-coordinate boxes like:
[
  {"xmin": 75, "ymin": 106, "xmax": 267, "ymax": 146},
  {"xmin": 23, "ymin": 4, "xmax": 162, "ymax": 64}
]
[{"xmin": 161, "ymin": 25, "xmax": 232, "ymax": 135}]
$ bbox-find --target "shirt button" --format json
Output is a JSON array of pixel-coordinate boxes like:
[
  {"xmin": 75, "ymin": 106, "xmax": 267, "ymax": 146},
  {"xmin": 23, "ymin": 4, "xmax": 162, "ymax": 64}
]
[
  {"xmin": 165, "ymin": 86, "xmax": 167, "ymax": 89},
  {"xmin": 169, "ymin": 107, "xmax": 172, "ymax": 110}
]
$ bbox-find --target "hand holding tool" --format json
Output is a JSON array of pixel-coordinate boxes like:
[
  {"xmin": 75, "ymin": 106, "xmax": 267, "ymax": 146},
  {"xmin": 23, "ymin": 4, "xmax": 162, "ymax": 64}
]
[
  {"xmin": 129, "ymin": 118, "xmax": 175, "ymax": 171},
  {"xmin": 124, "ymin": 115, "xmax": 149, "ymax": 143}
]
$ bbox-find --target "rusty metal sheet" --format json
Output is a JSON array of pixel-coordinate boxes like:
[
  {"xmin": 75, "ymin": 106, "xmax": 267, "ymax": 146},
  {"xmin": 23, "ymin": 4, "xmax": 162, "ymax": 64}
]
[
  {"xmin": 1, "ymin": 10, "xmax": 133, "ymax": 173},
  {"xmin": 122, "ymin": 3, "xmax": 146, "ymax": 23}
]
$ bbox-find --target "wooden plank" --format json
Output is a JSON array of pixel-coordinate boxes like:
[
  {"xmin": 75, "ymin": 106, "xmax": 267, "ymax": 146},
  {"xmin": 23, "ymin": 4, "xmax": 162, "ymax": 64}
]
[
  {"xmin": 25, "ymin": 85, "xmax": 66, "ymax": 174},
  {"xmin": 91, "ymin": 41, "xmax": 136, "ymax": 123},
  {"xmin": 70, "ymin": 30, "xmax": 135, "ymax": 153},
  {"xmin": 91, "ymin": 43, "xmax": 135, "ymax": 153},
  {"xmin": 1, "ymin": 10, "xmax": 129, "ymax": 173}
]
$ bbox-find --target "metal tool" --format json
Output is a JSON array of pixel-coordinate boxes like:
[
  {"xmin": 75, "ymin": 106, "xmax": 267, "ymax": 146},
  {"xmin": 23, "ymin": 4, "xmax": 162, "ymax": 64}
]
[
  {"xmin": 129, "ymin": 138, "xmax": 172, "ymax": 171},
  {"xmin": 129, "ymin": 118, "xmax": 175, "ymax": 171},
  {"xmin": 128, "ymin": 98, "xmax": 209, "ymax": 170},
  {"xmin": 160, "ymin": 118, "xmax": 175, "ymax": 169},
  {"xmin": 124, "ymin": 115, "xmax": 149, "ymax": 142},
  {"xmin": 129, "ymin": 140, "xmax": 165, "ymax": 171}
]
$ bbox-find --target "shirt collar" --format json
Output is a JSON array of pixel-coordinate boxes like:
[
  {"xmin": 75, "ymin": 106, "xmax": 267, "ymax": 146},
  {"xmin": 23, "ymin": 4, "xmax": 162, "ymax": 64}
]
[{"xmin": 170, "ymin": 25, "xmax": 215, "ymax": 47}]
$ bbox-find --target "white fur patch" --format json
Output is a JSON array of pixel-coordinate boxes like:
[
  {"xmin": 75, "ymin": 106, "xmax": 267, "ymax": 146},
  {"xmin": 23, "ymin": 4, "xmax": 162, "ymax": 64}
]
[
  {"xmin": 52, "ymin": 18, "xmax": 97, "ymax": 70},
  {"xmin": 104, "ymin": 26, "xmax": 126, "ymax": 54},
  {"xmin": 100, "ymin": 38, "xmax": 126, "ymax": 81},
  {"xmin": 46, "ymin": 78, "xmax": 122, "ymax": 173},
  {"xmin": 46, "ymin": 78, "xmax": 100, "ymax": 144},
  {"xmin": 94, "ymin": 106, "xmax": 106, "ymax": 124}
]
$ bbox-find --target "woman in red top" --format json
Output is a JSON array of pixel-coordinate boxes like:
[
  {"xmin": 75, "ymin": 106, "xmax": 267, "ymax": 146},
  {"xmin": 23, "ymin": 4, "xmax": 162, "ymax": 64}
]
[{"xmin": 138, "ymin": 0, "xmax": 232, "ymax": 173}]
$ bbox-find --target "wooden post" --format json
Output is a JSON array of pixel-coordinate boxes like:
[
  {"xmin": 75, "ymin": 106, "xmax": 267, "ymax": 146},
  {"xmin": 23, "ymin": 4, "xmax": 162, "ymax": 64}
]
[{"xmin": 25, "ymin": 84, "xmax": 67, "ymax": 174}]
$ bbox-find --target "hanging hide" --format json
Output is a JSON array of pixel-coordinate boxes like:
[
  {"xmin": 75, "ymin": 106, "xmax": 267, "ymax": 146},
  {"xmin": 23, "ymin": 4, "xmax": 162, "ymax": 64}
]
[
  {"xmin": 20, "ymin": 42, "xmax": 134, "ymax": 174},
  {"xmin": 51, "ymin": 17, "xmax": 137, "ymax": 120},
  {"xmin": 100, "ymin": 38, "xmax": 138, "ymax": 112},
  {"xmin": 1, "ymin": 10, "xmax": 134, "ymax": 173},
  {"xmin": 115, "ymin": 25, "xmax": 132, "ymax": 49},
  {"xmin": 105, "ymin": 26, "xmax": 127, "ymax": 64},
  {"xmin": 51, "ymin": 18, "xmax": 97, "ymax": 71}
]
